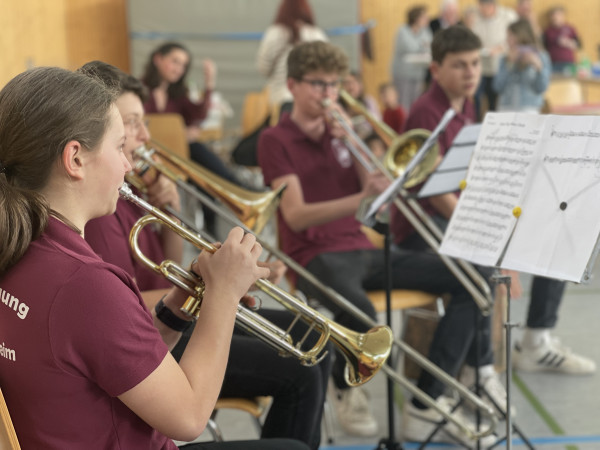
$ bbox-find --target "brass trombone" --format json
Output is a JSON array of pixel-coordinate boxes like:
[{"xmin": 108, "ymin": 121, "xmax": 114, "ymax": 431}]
[
  {"xmin": 334, "ymin": 89, "xmax": 494, "ymax": 315},
  {"xmin": 125, "ymin": 138, "xmax": 497, "ymax": 440},
  {"xmin": 127, "ymin": 139, "xmax": 285, "ymax": 234},
  {"xmin": 119, "ymin": 184, "xmax": 393, "ymax": 387}
]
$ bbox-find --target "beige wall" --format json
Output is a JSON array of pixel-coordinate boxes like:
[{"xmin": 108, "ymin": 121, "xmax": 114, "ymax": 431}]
[{"xmin": 360, "ymin": 0, "xmax": 600, "ymax": 102}]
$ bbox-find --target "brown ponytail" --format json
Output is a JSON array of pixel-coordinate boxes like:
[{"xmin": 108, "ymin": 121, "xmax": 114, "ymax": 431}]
[{"xmin": 0, "ymin": 67, "xmax": 115, "ymax": 275}]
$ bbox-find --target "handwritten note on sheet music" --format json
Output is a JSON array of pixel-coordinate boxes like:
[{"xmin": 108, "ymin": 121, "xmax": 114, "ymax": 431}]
[{"xmin": 440, "ymin": 112, "xmax": 600, "ymax": 282}]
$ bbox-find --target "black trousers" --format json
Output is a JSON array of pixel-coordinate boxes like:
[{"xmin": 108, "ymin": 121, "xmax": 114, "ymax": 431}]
[
  {"xmin": 180, "ymin": 438, "xmax": 309, "ymax": 450},
  {"xmin": 297, "ymin": 245, "xmax": 494, "ymax": 400},
  {"xmin": 173, "ymin": 309, "xmax": 331, "ymax": 450},
  {"xmin": 527, "ymin": 276, "xmax": 565, "ymax": 329}
]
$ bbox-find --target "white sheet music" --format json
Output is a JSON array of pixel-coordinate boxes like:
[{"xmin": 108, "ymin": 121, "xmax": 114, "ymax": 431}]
[
  {"xmin": 501, "ymin": 115, "xmax": 600, "ymax": 281},
  {"xmin": 439, "ymin": 112, "xmax": 600, "ymax": 281},
  {"xmin": 441, "ymin": 113, "xmax": 543, "ymax": 267}
]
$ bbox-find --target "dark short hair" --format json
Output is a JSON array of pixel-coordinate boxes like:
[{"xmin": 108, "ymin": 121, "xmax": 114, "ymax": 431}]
[
  {"xmin": 79, "ymin": 60, "xmax": 148, "ymax": 103},
  {"xmin": 431, "ymin": 25, "xmax": 482, "ymax": 63},
  {"xmin": 408, "ymin": 6, "xmax": 427, "ymax": 26},
  {"xmin": 287, "ymin": 41, "xmax": 349, "ymax": 80}
]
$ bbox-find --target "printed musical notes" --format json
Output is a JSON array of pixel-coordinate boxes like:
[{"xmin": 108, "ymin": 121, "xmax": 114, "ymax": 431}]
[{"xmin": 440, "ymin": 112, "xmax": 600, "ymax": 282}]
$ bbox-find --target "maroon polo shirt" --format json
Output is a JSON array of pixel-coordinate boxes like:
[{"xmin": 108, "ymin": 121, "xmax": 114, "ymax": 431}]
[
  {"xmin": 85, "ymin": 195, "xmax": 171, "ymax": 291},
  {"xmin": 258, "ymin": 113, "xmax": 374, "ymax": 282},
  {"xmin": 144, "ymin": 88, "xmax": 212, "ymax": 126},
  {"xmin": 0, "ymin": 217, "xmax": 171, "ymax": 449},
  {"xmin": 543, "ymin": 25, "xmax": 579, "ymax": 64},
  {"xmin": 392, "ymin": 81, "xmax": 476, "ymax": 244}
]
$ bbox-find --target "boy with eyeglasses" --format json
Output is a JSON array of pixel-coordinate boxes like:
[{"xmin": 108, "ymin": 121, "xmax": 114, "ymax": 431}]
[{"xmin": 258, "ymin": 40, "xmax": 496, "ymax": 446}]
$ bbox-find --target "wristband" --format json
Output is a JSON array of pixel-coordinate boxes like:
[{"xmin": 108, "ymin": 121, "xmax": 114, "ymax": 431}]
[{"xmin": 155, "ymin": 296, "xmax": 192, "ymax": 332}]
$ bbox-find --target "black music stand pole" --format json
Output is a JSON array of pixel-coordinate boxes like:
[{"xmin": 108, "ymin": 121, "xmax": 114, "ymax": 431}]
[{"xmin": 374, "ymin": 209, "xmax": 403, "ymax": 450}]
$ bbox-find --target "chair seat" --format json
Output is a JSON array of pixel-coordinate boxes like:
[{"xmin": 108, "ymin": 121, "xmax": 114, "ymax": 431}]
[
  {"xmin": 214, "ymin": 396, "xmax": 271, "ymax": 418},
  {"xmin": 368, "ymin": 289, "xmax": 438, "ymax": 313}
]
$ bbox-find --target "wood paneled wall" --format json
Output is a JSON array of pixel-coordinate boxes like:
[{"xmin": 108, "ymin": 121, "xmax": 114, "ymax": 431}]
[
  {"xmin": 0, "ymin": 0, "xmax": 129, "ymax": 88},
  {"xmin": 0, "ymin": 1, "xmax": 598, "ymax": 108},
  {"xmin": 359, "ymin": 0, "xmax": 600, "ymax": 102}
]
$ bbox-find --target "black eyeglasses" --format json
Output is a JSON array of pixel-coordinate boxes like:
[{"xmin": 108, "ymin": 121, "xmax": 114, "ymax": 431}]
[{"xmin": 300, "ymin": 78, "xmax": 341, "ymax": 92}]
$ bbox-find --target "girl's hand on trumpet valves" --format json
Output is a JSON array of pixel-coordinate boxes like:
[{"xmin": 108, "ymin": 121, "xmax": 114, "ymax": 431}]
[{"xmin": 193, "ymin": 227, "xmax": 271, "ymax": 309}]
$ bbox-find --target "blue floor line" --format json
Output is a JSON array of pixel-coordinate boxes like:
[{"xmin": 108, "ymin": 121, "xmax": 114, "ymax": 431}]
[{"xmin": 321, "ymin": 435, "xmax": 600, "ymax": 450}]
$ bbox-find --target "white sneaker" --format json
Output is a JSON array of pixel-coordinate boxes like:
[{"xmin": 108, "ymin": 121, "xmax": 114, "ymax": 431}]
[
  {"xmin": 328, "ymin": 383, "xmax": 378, "ymax": 437},
  {"xmin": 402, "ymin": 395, "xmax": 497, "ymax": 449},
  {"xmin": 513, "ymin": 335, "xmax": 596, "ymax": 375},
  {"xmin": 459, "ymin": 366, "xmax": 516, "ymax": 418}
]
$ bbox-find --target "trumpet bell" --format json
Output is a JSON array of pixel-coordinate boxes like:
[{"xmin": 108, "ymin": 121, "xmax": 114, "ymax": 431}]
[
  {"xmin": 339, "ymin": 325, "xmax": 393, "ymax": 386},
  {"xmin": 385, "ymin": 128, "xmax": 440, "ymax": 189}
]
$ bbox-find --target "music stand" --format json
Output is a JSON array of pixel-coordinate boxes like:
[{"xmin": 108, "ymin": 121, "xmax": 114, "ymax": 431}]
[
  {"xmin": 440, "ymin": 111, "xmax": 600, "ymax": 449},
  {"xmin": 357, "ymin": 108, "xmax": 455, "ymax": 450}
]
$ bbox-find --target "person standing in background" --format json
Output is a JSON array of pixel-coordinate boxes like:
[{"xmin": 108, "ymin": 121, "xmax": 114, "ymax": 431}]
[
  {"xmin": 471, "ymin": 0, "xmax": 518, "ymax": 119},
  {"xmin": 379, "ymin": 82, "xmax": 406, "ymax": 135},
  {"xmin": 391, "ymin": 5, "xmax": 432, "ymax": 112},
  {"xmin": 493, "ymin": 18, "xmax": 551, "ymax": 113},
  {"xmin": 543, "ymin": 6, "xmax": 582, "ymax": 75},
  {"xmin": 516, "ymin": 0, "xmax": 541, "ymax": 38},
  {"xmin": 256, "ymin": 0, "xmax": 327, "ymax": 111},
  {"xmin": 429, "ymin": 0, "xmax": 460, "ymax": 36}
]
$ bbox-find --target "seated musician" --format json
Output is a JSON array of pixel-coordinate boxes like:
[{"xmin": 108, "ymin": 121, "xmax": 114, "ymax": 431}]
[
  {"xmin": 257, "ymin": 39, "xmax": 495, "ymax": 446},
  {"xmin": 391, "ymin": 25, "xmax": 508, "ymax": 443},
  {"xmin": 81, "ymin": 61, "xmax": 330, "ymax": 450},
  {"xmin": 0, "ymin": 66, "xmax": 308, "ymax": 450}
]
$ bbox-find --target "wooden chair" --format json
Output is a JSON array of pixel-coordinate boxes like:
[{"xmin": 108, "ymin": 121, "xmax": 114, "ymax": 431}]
[
  {"xmin": 145, "ymin": 113, "xmax": 190, "ymax": 159},
  {"xmin": 240, "ymin": 88, "xmax": 271, "ymax": 137},
  {"xmin": 0, "ymin": 388, "xmax": 20, "ymax": 450},
  {"xmin": 206, "ymin": 396, "xmax": 271, "ymax": 441},
  {"xmin": 544, "ymin": 77, "xmax": 585, "ymax": 113}
]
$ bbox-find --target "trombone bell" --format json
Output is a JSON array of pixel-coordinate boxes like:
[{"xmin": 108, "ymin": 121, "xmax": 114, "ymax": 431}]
[{"xmin": 385, "ymin": 128, "xmax": 440, "ymax": 188}]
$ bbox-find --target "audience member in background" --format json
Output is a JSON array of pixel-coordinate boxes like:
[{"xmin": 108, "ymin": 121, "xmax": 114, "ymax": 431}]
[
  {"xmin": 141, "ymin": 42, "xmax": 246, "ymax": 233},
  {"xmin": 429, "ymin": 0, "xmax": 460, "ymax": 36},
  {"xmin": 340, "ymin": 70, "xmax": 381, "ymax": 141},
  {"xmin": 256, "ymin": 0, "xmax": 327, "ymax": 111},
  {"xmin": 516, "ymin": 0, "xmax": 541, "ymax": 38},
  {"xmin": 461, "ymin": 6, "xmax": 479, "ymax": 30},
  {"xmin": 83, "ymin": 60, "xmax": 332, "ymax": 450},
  {"xmin": 471, "ymin": 0, "xmax": 518, "ymax": 119},
  {"xmin": 391, "ymin": 5, "xmax": 433, "ymax": 112},
  {"xmin": 542, "ymin": 6, "xmax": 582, "ymax": 75},
  {"xmin": 493, "ymin": 18, "xmax": 551, "ymax": 113},
  {"xmin": 379, "ymin": 82, "xmax": 406, "ymax": 134}
]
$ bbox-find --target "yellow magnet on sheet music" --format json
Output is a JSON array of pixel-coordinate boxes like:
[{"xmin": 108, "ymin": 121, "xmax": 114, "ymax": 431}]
[
  {"xmin": 512, "ymin": 207, "xmax": 522, "ymax": 218},
  {"xmin": 459, "ymin": 179, "xmax": 467, "ymax": 190}
]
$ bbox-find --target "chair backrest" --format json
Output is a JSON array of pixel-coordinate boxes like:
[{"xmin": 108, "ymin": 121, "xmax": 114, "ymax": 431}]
[
  {"xmin": 146, "ymin": 113, "xmax": 189, "ymax": 159},
  {"xmin": 0, "ymin": 388, "xmax": 20, "ymax": 450},
  {"xmin": 544, "ymin": 78, "xmax": 584, "ymax": 111},
  {"xmin": 241, "ymin": 88, "xmax": 271, "ymax": 137}
]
